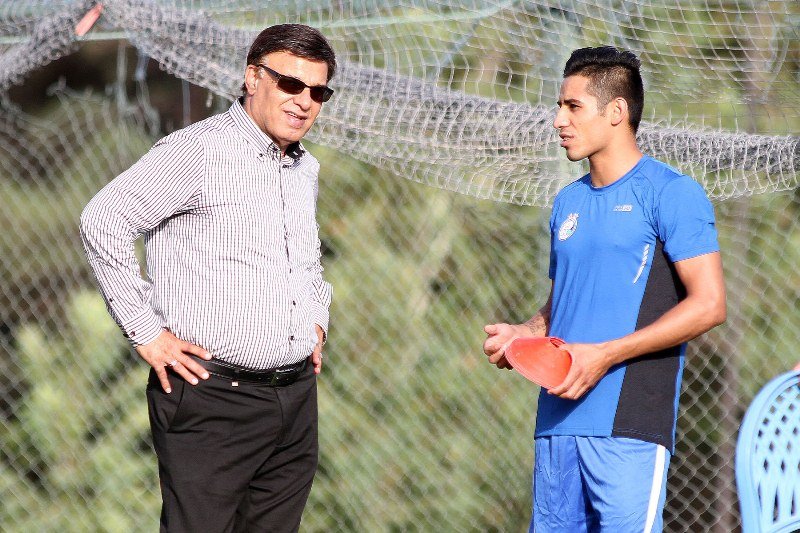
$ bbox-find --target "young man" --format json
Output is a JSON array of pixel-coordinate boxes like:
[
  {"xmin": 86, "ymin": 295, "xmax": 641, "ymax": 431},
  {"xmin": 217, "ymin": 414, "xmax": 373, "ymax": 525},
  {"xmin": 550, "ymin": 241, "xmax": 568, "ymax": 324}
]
[
  {"xmin": 483, "ymin": 47, "xmax": 726, "ymax": 532},
  {"xmin": 80, "ymin": 24, "xmax": 336, "ymax": 532}
]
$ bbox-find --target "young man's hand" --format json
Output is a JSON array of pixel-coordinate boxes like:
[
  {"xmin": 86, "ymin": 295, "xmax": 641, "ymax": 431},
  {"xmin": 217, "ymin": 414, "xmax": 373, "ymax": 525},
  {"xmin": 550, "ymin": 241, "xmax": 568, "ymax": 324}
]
[
  {"xmin": 546, "ymin": 342, "xmax": 613, "ymax": 400},
  {"xmin": 483, "ymin": 323, "xmax": 531, "ymax": 369},
  {"xmin": 312, "ymin": 324, "xmax": 325, "ymax": 374}
]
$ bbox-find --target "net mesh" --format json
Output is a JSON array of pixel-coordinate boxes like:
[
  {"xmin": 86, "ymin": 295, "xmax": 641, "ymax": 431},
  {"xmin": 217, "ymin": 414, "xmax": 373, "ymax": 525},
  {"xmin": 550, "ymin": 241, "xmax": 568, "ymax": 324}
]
[
  {"xmin": 2, "ymin": 1, "xmax": 798, "ymax": 205},
  {"xmin": 1, "ymin": 1, "xmax": 799, "ymax": 531}
]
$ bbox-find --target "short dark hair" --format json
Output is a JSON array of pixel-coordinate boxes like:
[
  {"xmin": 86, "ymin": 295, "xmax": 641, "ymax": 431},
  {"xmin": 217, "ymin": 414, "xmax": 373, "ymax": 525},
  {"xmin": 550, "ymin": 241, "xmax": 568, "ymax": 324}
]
[
  {"xmin": 563, "ymin": 46, "xmax": 644, "ymax": 132},
  {"xmin": 240, "ymin": 24, "xmax": 336, "ymax": 94}
]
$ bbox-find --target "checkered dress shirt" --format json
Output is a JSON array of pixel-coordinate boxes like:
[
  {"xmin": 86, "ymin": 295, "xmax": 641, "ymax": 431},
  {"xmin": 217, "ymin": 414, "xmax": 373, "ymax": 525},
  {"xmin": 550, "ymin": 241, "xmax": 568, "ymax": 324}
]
[{"xmin": 80, "ymin": 100, "xmax": 331, "ymax": 369}]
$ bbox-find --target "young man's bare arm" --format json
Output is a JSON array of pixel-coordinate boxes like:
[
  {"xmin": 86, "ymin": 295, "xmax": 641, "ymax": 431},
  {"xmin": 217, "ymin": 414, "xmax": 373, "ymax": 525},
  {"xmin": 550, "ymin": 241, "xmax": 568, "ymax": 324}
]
[{"xmin": 524, "ymin": 290, "xmax": 552, "ymax": 337}]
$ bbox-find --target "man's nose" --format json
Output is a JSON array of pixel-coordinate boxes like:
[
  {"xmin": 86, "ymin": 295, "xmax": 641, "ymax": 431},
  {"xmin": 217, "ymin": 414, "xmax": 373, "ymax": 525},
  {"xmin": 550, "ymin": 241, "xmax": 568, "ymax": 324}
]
[
  {"xmin": 294, "ymin": 88, "xmax": 313, "ymax": 109},
  {"xmin": 553, "ymin": 108, "xmax": 567, "ymax": 129}
]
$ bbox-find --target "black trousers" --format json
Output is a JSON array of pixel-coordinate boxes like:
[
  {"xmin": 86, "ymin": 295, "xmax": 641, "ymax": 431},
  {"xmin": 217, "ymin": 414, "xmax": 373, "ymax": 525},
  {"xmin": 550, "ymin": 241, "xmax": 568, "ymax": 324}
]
[{"xmin": 146, "ymin": 364, "xmax": 318, "ymax": 533}]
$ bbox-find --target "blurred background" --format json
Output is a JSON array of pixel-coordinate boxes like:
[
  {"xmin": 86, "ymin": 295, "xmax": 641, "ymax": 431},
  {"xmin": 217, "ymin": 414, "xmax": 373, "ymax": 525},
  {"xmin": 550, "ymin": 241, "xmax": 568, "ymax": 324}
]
[{"xmin": 1, "ymin": 2, "xmax": 798, "ymax": 531}]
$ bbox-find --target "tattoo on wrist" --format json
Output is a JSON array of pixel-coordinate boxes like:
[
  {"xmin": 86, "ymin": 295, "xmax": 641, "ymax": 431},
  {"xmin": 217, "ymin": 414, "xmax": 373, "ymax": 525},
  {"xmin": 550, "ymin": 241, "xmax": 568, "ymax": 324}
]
[{"xmin": 525, "ymin": 315, "xmax": 547, "ymax": 336}]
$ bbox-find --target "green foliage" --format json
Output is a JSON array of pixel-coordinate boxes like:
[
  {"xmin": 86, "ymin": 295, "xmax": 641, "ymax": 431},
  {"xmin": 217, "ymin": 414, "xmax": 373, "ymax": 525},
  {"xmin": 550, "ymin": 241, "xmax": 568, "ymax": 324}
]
[
  {"xmin": 0, "ymin": 97, "xmax": 153, "ymax": 328},
  {"xmin": 0, "ymin": 96, "xmax": 163, "ymax": 531},
  {"xmin": 1, "ymin": 290, "xmax": 157, "ymax": 533},
  {"xmin": 8, "ymin": 127, "xmax": 797, "ymax": 533},
  {"xmin": 304, "ymin": 144, "xmax": 550, "ymax": 531},
  {"xmin": 717, "ymin": 191, "xmax": 800, "ymax": 397},
  {"xmin": 1, "ymin": 6, "xmax": 798, "ymax": 529}
]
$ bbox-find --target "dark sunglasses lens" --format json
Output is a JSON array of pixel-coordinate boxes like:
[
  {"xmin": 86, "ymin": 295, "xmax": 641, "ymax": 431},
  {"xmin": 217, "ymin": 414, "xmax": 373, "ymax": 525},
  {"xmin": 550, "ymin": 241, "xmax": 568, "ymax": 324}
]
[
  {"xmin": 276, "ymin": 77, "xmax": 306, "ymax": 95},
  {"xmin": 309, "ymin": 87, "xmax": 333, "ymax": 103},
  {"xmin": 270, "ymin": 68, "xmax": 332, "ymax": 103}
]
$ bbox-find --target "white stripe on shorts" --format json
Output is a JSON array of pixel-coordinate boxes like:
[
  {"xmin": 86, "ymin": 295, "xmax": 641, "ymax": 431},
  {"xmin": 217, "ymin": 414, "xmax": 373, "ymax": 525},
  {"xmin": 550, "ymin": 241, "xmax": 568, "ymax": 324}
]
[{"xmin": 644, "ymin": 444, "xmax": 667, "ymax": 533}]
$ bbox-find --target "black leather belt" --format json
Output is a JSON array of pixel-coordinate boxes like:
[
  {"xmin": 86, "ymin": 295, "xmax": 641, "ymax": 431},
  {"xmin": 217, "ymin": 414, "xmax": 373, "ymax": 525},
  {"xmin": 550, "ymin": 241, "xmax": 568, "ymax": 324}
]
[{"xmin": 191, "ymin": 356, "xmax": 308, "ymax": 386}]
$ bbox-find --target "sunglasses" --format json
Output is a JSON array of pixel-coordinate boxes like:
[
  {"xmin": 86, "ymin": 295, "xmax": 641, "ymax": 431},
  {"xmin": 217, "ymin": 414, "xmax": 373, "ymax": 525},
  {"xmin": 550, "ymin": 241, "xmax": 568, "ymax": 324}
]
[{"xmin": 256, "ymin": 64, "xmax": 334, "ymax": 103}]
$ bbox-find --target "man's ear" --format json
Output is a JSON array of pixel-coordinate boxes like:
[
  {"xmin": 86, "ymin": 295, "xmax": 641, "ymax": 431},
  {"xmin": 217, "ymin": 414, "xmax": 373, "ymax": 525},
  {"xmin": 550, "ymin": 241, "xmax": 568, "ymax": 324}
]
[
  {"xmin": 610, "ymin": 97, "xmax": 628, "ymax": 127},
  {"xmin": 244, "ymin": 65, "xmax": 259, "ymax": 94}
]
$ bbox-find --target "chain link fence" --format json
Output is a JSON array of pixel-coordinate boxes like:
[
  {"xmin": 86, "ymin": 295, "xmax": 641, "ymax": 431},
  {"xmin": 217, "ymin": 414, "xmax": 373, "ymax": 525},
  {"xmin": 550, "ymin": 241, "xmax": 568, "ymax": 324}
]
[
  {"xmin": 1, "ymin": 87, "xmax": 798, "ymax": 531},
  {"xmin": 1, "ymin": 1, "xmax": 799, "ymax": 529}
]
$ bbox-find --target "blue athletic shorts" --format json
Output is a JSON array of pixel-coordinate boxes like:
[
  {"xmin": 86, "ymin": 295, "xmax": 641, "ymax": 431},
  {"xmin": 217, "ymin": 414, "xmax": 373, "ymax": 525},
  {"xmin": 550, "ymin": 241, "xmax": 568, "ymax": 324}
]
[{"xmin": 530, "ymin": 435, "xmax": 671, "ymax": 533}]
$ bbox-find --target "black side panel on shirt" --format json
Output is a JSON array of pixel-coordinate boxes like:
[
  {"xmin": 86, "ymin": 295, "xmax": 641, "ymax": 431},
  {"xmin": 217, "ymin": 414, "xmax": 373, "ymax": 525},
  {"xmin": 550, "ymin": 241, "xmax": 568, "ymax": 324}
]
[{"xmin": 612, "ymin": 241, "xmax": 686, "ymax": 450}]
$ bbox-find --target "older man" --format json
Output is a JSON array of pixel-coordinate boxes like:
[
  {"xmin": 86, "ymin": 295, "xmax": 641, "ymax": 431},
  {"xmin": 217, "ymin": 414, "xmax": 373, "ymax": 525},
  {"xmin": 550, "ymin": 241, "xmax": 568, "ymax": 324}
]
[{"xmin": 81, "ymin": 24, "xmax": 336, "ymax": 532}]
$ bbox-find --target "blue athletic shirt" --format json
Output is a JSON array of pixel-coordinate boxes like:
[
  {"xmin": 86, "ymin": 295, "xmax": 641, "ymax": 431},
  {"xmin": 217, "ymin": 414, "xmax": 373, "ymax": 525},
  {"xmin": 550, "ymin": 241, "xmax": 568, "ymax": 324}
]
[{"xmin": 535, "ymin": 156, "xmax": 719, "ymax": 452}]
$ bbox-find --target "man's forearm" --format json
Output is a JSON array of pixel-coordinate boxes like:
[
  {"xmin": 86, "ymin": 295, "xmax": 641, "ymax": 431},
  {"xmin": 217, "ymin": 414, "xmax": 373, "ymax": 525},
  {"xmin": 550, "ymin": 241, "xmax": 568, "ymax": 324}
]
[
  {"xmin": 600, "ymin": 294, "xmax": 725, "ymax": 367},
  {"xmin": 523, "ymin": 291, "xmax": 552, "ymax": 337},
  {"xmin": 523, "ymin": 312, "xmax": 548, "ymax": 337}
]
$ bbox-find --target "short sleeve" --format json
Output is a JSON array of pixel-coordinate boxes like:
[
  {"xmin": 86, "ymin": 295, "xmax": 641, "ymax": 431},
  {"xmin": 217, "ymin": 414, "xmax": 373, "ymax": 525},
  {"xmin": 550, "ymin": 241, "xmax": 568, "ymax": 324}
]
[{"xmin": 656, "ymin": 176, "xmax": 719, "ymax": 262}]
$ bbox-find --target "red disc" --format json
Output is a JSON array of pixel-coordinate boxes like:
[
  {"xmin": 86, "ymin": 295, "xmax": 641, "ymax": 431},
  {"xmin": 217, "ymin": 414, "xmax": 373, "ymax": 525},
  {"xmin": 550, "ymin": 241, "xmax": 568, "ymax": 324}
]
[{"xmin": 505, "ymin": 336, "xmax": 571, "ymax": 389}]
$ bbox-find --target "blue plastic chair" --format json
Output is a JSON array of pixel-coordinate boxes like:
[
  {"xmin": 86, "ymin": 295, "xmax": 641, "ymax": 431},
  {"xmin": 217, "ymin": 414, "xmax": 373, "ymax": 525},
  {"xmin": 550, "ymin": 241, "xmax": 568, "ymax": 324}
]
[{"xmin": 736, "ymin": 370, "xmax": 800, "ymax": 533}]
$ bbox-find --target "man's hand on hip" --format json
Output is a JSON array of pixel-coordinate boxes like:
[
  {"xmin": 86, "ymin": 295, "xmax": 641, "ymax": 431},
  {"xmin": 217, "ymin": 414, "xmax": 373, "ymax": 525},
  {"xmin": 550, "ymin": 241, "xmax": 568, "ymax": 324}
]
[
  {"xmin": 312, "ymin": 325, "xmax": 324, "ymax": 375},
  {"xmin": 136, "ymin": 329, "xmax": 212, "ymax": 393}
]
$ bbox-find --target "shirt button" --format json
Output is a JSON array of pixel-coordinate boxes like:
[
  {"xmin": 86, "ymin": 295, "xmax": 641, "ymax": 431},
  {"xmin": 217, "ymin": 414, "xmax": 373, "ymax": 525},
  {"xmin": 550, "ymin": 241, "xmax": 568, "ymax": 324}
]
[
  {"xmin": 292, "ymin": 301, "xmax": 296, "ymax": 305},
  {"xmin": 290, "ymin": 335, "xmax": 295, "ymax": 341}
]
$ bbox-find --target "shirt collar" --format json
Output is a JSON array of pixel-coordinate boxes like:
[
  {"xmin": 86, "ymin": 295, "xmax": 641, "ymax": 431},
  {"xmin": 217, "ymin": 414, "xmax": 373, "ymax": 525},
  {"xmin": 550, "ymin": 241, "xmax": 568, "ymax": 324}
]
[{"xmin": 229, "ymin": 97, "xmax": 305, "ymax": 161}]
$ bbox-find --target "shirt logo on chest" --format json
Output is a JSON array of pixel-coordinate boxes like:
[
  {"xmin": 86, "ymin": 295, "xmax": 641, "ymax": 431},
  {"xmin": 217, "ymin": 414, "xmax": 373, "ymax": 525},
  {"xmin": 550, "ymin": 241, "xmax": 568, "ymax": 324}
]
[
  {"xmin": 613, "ymin": 204, "xmax": 633, "ymax": 212},
  {"xmin": 558, "ymin": 213, "xmax": 579, "ymax": 241}
]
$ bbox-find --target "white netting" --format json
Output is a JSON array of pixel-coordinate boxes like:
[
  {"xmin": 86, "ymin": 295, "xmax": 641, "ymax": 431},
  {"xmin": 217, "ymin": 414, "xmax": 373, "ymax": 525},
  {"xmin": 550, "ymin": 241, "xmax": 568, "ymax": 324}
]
[
  {"xmin": 1, "ymin": 1, "xmax": 799, "ymax": 532},
  {"xmin": 2, "ymin": 1, "xmax": 798, "ymax": 205}
]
